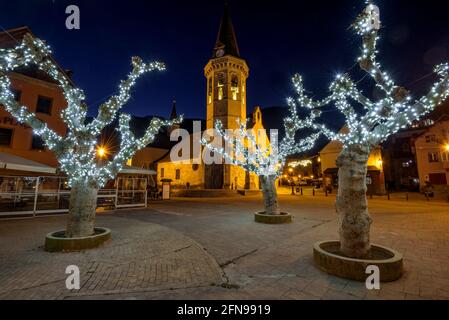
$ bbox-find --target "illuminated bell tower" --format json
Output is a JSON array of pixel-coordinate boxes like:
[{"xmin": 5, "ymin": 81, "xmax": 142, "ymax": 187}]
[
  {"xmin": 204, "ymin": 4, "xmax": 250, "ymax": 190},
  {"xmin": 205, "ymin": 3, "xmax": 249, "ymax": 130}
]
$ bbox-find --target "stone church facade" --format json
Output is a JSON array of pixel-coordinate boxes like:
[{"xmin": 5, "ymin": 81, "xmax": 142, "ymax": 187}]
[{"xmin": 155, "ymin": 5, "xmax": 267, "ymax": 190}]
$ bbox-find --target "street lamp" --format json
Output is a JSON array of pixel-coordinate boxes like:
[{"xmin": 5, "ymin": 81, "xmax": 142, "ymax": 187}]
[
  {"xmin": 377, "ymin": 159, "xmax": 383, "ymax": 169},
  {"xmin": 97, "ymin": 147, "xmax": 106, "ymax": 158},
  {"xmin": 96, "ymin": 145, "xmax": 109, "ymax": 163},
  {"xmin": 288, "ymin": 168, "xmax": 295, "ymax": 195}
]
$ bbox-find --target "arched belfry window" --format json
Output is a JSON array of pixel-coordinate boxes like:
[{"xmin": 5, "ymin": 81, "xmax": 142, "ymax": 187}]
[
  {"xmin": 208, "ymin": 78, "xmax": 212, "ymax": 103},
  {"xmin": 217, "ymin": 73, "xmax": 224, "ymax": 100},
  {"xmin": 231, "ymin": 74, "xmax": 239, "ymax": 101}
]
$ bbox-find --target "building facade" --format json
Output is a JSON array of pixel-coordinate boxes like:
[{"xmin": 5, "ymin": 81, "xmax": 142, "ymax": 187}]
[
  {"xmin": 0, "ymin": 27, "xmax": 69, "ymax": 173},
  {"xmin": 319, "ymin": 128, "xmax": 386, "ymax": 195},
  {"xmin": 414, "ymin": 116, "xmax": 449, "ymax": 191}
]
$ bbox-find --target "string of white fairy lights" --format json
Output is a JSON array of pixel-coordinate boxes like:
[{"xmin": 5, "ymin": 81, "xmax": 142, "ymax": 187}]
[
  {"xmin": 0, "ymin": 33, "xmax": 182, "ymax": 187},
  {"xmin": 202, "ymin": 1, "xmax": 449, "ymax": 178},
  {"xmin": 290, "ymin": 1, "xmax": 449, "ymax": 148}
]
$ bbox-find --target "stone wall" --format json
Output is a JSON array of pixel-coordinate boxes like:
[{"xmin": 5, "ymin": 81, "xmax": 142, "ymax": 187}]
[{"xmin": 157, "ymin": 161, "xmax": 204, "ymax": 189}]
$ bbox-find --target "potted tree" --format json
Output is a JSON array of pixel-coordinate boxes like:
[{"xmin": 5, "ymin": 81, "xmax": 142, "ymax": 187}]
[
  {"xmin": 202, "ymin": 84, "xmax": 322, "ymax": 223},
  {"xmin": 290, "ymin": 2, "xmax": 449, "ymax": 281},
  {"xmin": 0, "ymin": 34, "xmax": 182, "ymax": 251}
]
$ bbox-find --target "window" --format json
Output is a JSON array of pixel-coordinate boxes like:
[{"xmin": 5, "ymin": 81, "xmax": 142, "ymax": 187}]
[
  {"xmin": 36, "ymin": 96, "xmax": 53, "ymax": 115},
  {"xmin": 160, "ymin": 168, "xmax": 164, "ymax": 178},
  {"xmin": 442, "ymin": 152, "xmax": 449, "ymax": 162},
  {"xmin": 31, "ymin": 135, "xmax": 45, "ymax": 150},
  {"xmin": 175, "ymin": 169, "xmax": 181, "ymax": 180},
  {"xmin": 0, "ymin": 128, "xmax": 13, "ymax": 146},
  {"xmin": 192, "ymin": 164, "xmax": 199, "ymax": 171},
  {"xmin": 217, "ymin": 73, "xmax": 224, "ymax": 101},
  {"xmin": 208, "ymin": 78, "xmax": 212, "ymax": 103},
  {"xmin": 231, "ymin": 75, "xmax": 239, "ymax": 100},
  {"xmin": 12, "ymin": 89, "xmax": 21, "ymax": 102},
  {"xmin": 428, "ymin": 152, "xmax": 439, "ymax": 163},
  {"xmin": 425, "ymin": 135, "xmax": 436, "ymax": 143}
]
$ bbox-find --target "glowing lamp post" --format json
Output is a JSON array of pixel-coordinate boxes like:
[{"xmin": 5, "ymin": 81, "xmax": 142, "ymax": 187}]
[
  {"xmin": 97, "ymin": 146, "xmax": 107, "ymax": 159},
  {"xmin": 288, "ymin": 167, "xmax": 295, "ymax": 195}
]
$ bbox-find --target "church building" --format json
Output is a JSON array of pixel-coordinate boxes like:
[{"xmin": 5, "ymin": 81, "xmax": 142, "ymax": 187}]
[{"xmin": 153, "ymin": 5, "xmax": 268, "ymax": 190}]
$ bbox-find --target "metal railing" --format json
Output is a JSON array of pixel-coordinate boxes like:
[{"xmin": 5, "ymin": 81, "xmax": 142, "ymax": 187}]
[{"xmin": 0, "ymin": 176, "xmax": 148, "ymax": 217}]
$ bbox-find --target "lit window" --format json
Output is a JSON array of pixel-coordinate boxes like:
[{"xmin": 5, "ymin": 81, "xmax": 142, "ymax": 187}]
[
  {"xmin": 428, "ymin": 152, "xmax": 439, "ymax": 163},
  {"xmin": 231, "ymin": 75, "xmax": 239, "ymax": 101},
  {"xmin": 425, "ymin": 135, "xmax": 436, "ymax": 143},
  {"xmin": 208, "ymin": 78, "xmax": 212, "ymax": 103},
  {"xmin": 217, "ymin": 74, "xmax": 224, "ymax": 101},
  {"xmin": 442, "ymin": 152, "xmax": 449, "ymax": 162}
]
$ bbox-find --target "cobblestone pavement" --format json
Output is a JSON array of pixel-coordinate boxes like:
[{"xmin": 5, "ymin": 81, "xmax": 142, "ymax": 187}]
[
  {"xmin": 1, "ymin": 194, "xmax": 449, "ymax": 300},
  {"xmin": 0, "ymin": 215, "xmax": 224, "ymax": 299}
]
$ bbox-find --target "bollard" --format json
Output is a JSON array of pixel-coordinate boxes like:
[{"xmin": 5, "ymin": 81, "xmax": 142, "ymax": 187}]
[
  {"xmin": 313, "ymin": 188, "xmax": 315, "ymax": 196},
  {"xmin": 325, "ymin": 189, "xmax": 328, "ymax": 197},
  {"xmin": 387, "ymin": 193, "xmax": 390, "ymax": 200},
  {"xmin": 370, "ymin": 193, "xmax": 373, "ymax": 199},
  {"xmin": 406, "ymin": 193, "xmax": 409, "ymax": 201},
  {"xmin": 300, "ymin": 188, "xmax": 303, "ymax": 196}
]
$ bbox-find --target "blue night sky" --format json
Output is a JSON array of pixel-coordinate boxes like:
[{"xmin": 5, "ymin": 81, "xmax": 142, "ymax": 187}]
[{"xmin": 1, "ymin": 0, "xmax": 449, "ymax": 120}]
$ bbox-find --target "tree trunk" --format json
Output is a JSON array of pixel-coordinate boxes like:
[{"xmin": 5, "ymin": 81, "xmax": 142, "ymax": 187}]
[
  {"xmin": 66, "ymin": 182, "xmax": 98, "ymax": 238},
  {"xmin": 336, "ymin": 144, "xmax": 373, "ymax": 258},
  {"xmin": 261, "ymin": 175, "xmax": 280, "ymax": 215}
]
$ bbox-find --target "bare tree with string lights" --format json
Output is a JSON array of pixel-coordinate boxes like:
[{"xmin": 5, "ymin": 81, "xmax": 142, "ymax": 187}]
[
  {"xmin": 292, "ymin": 2, "xmax": 449, "ymax": 258},
  {"xmin": 201, "ymin": 88, "xmax": 322, "ymax": 217},
  {"xmin": 0, "ymin": 34, "xmax": 182, "ymax": 238}
]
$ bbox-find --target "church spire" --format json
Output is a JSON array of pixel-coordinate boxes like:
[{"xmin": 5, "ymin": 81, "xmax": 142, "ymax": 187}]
[
  {"xmin": 170, "ymin": 99, "xmax": 177, "ymax": 120},
  {"xmin": 167, "ymin": 99, "xmax": 180, "ymax": 136},
  {"xmin": 212, "ymin": 3, "xmax": 240, "ymax": 58}
]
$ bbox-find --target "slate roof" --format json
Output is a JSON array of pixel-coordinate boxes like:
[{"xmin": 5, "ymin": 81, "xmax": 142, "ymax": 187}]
[{"xmin": 212, "ymin": 3, "xmax": 240, "ymax": 58}]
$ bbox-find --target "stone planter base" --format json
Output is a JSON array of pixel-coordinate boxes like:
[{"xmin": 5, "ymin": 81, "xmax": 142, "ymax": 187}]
[
  {"xmin": 313, "ymin": 240, "xmax": 403, "ymax": 282},
  {"xmin": 255, "ymin": 212, "xmax": 292, "ymax": 224},
  {"xmin": 45, "ymin": 227, "xmax": 111, "ymax": 252}
]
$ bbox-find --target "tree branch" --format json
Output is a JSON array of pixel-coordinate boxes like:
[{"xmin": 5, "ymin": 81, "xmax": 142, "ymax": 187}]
[
  {"xmin": 0, "ymin": 34, "xmax": 88, "ymax": 132},
  {"xmin": 87, "ymin": 57, "xmax": 166, "ymax": 135},
  {"xmin": 98, "ymin": 113, "xmax": 182, "ymax": 185},
  {"xmin": 0, "ymin": 73, "xmax": 67, "ymax": 155}
]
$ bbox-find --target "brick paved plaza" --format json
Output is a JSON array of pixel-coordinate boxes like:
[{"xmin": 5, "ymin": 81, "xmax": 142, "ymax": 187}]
[{"xmin": 1, "ymin": 192, "xmax": 449, "ymax": 300}]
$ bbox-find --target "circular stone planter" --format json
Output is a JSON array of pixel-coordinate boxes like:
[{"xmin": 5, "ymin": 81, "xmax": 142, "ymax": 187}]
[
  {"xmin": 45, "ymin": 227, "xmax": 111, "ymax": 252},
  {"xmin": 313, "ymin": 240, "xmax": 403, "ymax": 282},
  {"xmin": 255, "ymin": 212, "xmax": 292, "ymax": 224}
]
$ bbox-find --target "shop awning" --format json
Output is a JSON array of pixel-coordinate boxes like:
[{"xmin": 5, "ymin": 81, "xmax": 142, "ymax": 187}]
[
  {"xmin": 0, "ymin": 152, "xmax": 56, "ymax": 174},
  {"xmin": 119, "ymin": 165, "xmax": 156, "ymax": 175}
]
